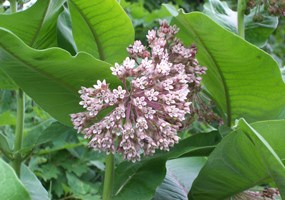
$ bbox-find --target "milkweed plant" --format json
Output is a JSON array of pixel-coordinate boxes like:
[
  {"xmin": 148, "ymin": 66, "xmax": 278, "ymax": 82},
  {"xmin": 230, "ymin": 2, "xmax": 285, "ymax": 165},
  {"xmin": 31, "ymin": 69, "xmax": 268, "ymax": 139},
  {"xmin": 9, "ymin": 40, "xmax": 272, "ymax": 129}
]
[{"xmin": 0, "ymin": 0, "xmax": 284, "ymax": 200}]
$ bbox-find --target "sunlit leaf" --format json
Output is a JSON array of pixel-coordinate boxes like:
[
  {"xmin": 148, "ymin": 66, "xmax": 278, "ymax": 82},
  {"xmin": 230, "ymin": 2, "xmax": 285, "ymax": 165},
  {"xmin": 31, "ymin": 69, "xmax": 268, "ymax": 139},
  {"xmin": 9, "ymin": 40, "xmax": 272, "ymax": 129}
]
[
  {"xmin": 0, "ymin": 28, "xmax": 120, "ymax": 125},
  {"xmin": 0, "ymin": 0, "xmax": 65, "ymax": 49},
  {"xmin": 169, "ymin": 11, "xmax": 285, "ymax": 125},
  {"xmin": 68, "ymin": 0, "xmax": 134, "ymax": 64}
]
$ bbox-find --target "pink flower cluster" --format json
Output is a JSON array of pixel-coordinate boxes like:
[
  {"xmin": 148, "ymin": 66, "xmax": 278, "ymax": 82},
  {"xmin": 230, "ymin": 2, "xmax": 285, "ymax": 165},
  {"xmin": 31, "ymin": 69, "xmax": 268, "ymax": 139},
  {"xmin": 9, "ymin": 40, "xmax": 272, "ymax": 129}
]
[{"xmin": 71, "ymin": 20, "xmax": 206, "ymax": 162}]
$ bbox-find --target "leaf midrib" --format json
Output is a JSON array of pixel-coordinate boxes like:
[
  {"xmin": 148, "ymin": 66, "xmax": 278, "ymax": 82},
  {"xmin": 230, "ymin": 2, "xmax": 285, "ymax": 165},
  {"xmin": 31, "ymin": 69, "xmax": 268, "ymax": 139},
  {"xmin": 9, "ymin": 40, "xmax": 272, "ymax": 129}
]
[
  {"xmin": 167, "ymin": 170, "xmax": 188, "ymax": 197},
  {"xmin": 29, "ymin": 0, "xmax": 50, "ymax": 48},
  {"xmin": 69, "ymin": 0, "xmax": 106, "ymax": 60},
  {"xmin": 0, "ymin": 41, "xmax": 77, "ymax": 94}
]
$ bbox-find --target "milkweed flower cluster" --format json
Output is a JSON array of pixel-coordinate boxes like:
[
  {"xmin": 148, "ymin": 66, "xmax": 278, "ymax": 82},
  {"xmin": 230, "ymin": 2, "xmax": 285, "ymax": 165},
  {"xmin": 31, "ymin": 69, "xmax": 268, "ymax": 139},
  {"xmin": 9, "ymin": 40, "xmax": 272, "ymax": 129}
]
[{"xmin": 70, "ymin": 20, "xmax": 206, "ymax": 162}]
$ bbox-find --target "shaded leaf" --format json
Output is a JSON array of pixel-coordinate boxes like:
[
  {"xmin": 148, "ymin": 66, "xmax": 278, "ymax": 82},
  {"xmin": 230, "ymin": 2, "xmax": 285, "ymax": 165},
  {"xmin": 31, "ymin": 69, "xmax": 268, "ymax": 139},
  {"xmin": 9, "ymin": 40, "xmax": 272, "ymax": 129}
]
[
  {"xmin": 68, "ymin": 0, "xmax": 134, "ymax": 63},
  {"xmin": 0, "ymin": 132, "xmax": 12, "ymax": 158},
  {"xmin": 57, "ymin": 6, "xmax": 77, "ymax": 55},
  {"xmin": 23, "ymin": 121, "xmax": 67, "ymax": 149},
  {"xmin": 203, "ymin": 0, "xmax": 278, "ymax": 47},
  {"xmin": 0, "ymin": 28, "xmax": 120, "ymax": 125},
  {"xmin": 113, "ymin": 131, "xmax": 221, "ymax": 200},
  {"xmin": 189, "ymin": 120, "xmax": 285, "ymax": 199},
  {"xmin": 21, "ymin": 165, "xmax": 50, "ymax": 200},
  {"xmin": 238, "ymin": 118, "xmax": 285, "ymax": 198},
  {"xmin": 37, "ymin": 164, "xmax": 61, "ymax": 182},
  {"xmin": 66, "ymin": 173, "xmax": 98, "ymax": 196},
  {"xmin": 23, "ymin": 119, "xmax": 55, "ymax": 148},
  {"xmin": 0, "ymin": 158, "xmax": 31, "ymax": 200},
  {"xmin": 154, "ymin": 157, "xmax": 206, "ymax": 200}
]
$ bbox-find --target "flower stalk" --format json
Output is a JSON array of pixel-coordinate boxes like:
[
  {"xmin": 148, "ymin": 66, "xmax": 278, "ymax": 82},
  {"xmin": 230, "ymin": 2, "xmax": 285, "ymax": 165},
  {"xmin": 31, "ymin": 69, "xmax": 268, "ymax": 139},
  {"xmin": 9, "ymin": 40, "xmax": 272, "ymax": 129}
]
[
  {"xmin": 12, "ymin": 89, "xmax": 25, "ymax": 177},
  {"xmin": 9, "ymin": 0, "xmax": 17, "ymax": 13},
  {"xmin": 9, "ymin": 0, "xmax": 24, "ymax": 178},
  {"xmin": 238, "ymin": 0, "xmax": 248, "ymax": 38},
  {"xmin": 103, "ymin": 153, "xmax": 115, "ymax": 200}
]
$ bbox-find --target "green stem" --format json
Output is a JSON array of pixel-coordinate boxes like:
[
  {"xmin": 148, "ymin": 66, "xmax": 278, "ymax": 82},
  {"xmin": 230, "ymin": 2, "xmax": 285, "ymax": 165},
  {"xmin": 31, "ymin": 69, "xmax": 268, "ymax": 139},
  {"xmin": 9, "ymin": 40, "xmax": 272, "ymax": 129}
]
[
  {"xmin": 9, "ymin": 0, "xmax": 23, "ymax": 178},
  {"xmin": 237, "ymin": 0, "xmax": 247, "ymax": 38},
  {"xmin": 9, "ymin": 0, "xmax": 17, "ymax": 13},
  {"xmin": 103, "ymin": 153, "xmax": 115, "ymax": 200},
  {"xmin": 12, "ymin": 89, "xmax": 25, "ymax": 177}
]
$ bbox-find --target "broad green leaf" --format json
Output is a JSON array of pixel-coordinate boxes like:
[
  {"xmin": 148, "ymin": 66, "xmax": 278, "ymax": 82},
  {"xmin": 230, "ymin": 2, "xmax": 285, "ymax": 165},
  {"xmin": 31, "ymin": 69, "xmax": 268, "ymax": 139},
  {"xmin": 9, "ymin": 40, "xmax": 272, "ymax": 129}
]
[
  {"xmin": 0, "ymin": 70, "xmax": 16, "ymax": 89},
  {"xmin": 203, "ymin": 0, "xmax": 278, "ymax": 47},
  {"xmin": 0, "ymin": 0, "xmax": 65, "ymax": 89},
  {"xmin": 0, "ymin": 0, "xmax": 65, "ymax": 49},
  {"xmin": 57, "ymin": 6, "xmax": 77, "ymax": 55},
  {"xmin": 68, "ymin": 0, "xmax": 134, "ymax": 63},
  {"xmin": 21, "ymin": 165, "xmax": 50, "ymax": 200},
  {"xmin": 238, "ymin": 119, "xmax": 285, "ymax": 198},
  {"xmin": 0, "ymin": 158, "xmax": 31, "ymax": 200},
  {"xmin": 189, "ymin": 120, "xmax": 285, "ymax": 199},
  {"xmin": 154, "ymin": 157, "xmax": 206, "ymax": 200},
  {"xmin": 171, "ymin": 11, "xmax": 285, "ymax": 125},
  {"xmin": 0, "ymin": 28, "xmax": 120, "ymax": 125},
  {"xmin": 113, "ymin": 131, "xmax": 221, "ymax": 200}
]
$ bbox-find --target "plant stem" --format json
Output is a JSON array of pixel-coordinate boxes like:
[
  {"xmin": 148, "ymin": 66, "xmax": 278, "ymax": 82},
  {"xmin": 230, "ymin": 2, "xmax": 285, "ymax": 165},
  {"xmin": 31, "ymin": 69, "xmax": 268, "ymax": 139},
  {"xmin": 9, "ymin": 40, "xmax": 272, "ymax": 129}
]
[
  {"xmin": 9, "ymin": 0, "xmax": 17, "ymax": 13},
  {"xmin": 103, "ymin": 153, "xmax": 115, "ymax": 200},
  {"xmin": 12, "ymin": 89, "xmax": 25, "ymax": 177},
  {"xmin": 9, "ymin": 0, "xmax": 23, "ymax": 177},
  {"xmin": 237, "ymin": 0, "xmax": 247, "ymax": 38}
]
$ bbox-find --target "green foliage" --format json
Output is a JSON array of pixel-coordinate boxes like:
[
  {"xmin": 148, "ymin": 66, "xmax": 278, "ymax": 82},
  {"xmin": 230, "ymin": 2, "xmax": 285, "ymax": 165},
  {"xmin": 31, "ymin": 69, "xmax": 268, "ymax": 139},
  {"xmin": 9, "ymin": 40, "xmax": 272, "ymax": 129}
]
[
  {"xmin": 0, "ymin": 0, "xmax": 65, "ymax": 49},
  {"xmin": 170, "ymin": 11, "xmax": 285, "ymax": 125},
  {"xmin": 57, "ymin": 6, "xmax": 77, "ymax": 55},
  {"xmin": 0, "ymin": 0, "xmax": 65, "ymax": 90},
  {"xmin": 0, "ymin": 0, "xmax": 284, "ymax": 199},
  {"xmin": 203, "ymin": 0, "xmax": 278, "ymax": 47},
  {"xmin": 0, "ymin": 70, "xmax": 16, "ymax": 89},
  {"xmin": 0, "ymin": 111, "xmax": 16, "ymax": 126},
  {"xmin": 28, "ymin": 122, "xmax": 105, "ymax": 199},
  {"xmin": 0, "ymin": 28, "xmax": 120, "ymax": 125},
  {"xmin": 113, "ymin": 132, "xmax": 221, "ymax": 200},
  {"xmin": 68, "ymin": 0, "xmax": 134, "ymax": 63},
  {"xmin": 189, "ymin": 120, "xmax": 285, "ymax": 199},
  {"xmin": 154, "ymin": 157, "xmax": 206, "ymax": 200},
  {"xmin": 121, "ymin": 0, "xmax": 174, "ymax": 42},
  {"xmin": 267, "ymin": 18, "xmax": 285, "ymax": 68},
  {"xmin": 20, "ymin": 164, "xmax": 50, "ymax": 200},
  {"xmin": 0, "ymin": 158, "xmax": 31, "ymax": 200},
  {"xmin": 0, "ymin": 132, "xmax": 12, "ymax": 158}
]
